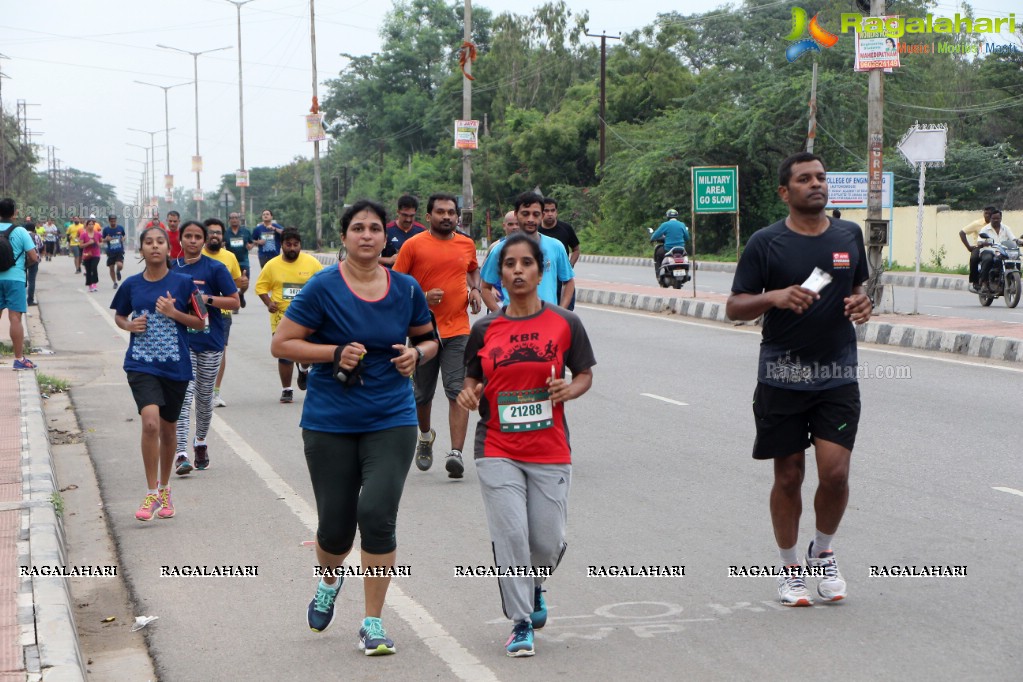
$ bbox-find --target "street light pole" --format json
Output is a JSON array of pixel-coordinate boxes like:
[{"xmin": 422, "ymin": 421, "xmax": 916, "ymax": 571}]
[
  {"xmin": 129, "ymin": 128, "xmax": 171, "ymax": 214},
  {"xmin": 134, "ymin": 80, "xmax": 192, "ymax": 192},
  {"xmin": 157, "ymin": 44, "xmax": 232, "ymax": 220},
  {"xmin": 310, "ymin": 0, "xmax": 323, "ymax": 250},
  {"xmin": 126, "ymin": 144, "xmax": 150, "ymax": 208},
  {"xmin": 226, "ymin": 0, "xmax": 254, "ymax": 226}
]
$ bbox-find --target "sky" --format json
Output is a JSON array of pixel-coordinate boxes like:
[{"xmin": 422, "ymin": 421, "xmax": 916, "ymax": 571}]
[{"xmin": 1, "ymin": 0, "xmax": 1018, "ymax": 211}]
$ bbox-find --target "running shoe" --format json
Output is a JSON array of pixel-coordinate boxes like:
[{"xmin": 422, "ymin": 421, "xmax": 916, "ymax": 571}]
[
  {"xmin": 113, "ymin": 282, "xmax": 118, "ymax": 290},
  {"xmin": 307, "ymin": 580, "xmax": 342, "ymax": 633},
  {"xmin": 12, "ymin": 358, "xmax": 37, "ymax": 371},
  {"xmin": 297, "ymin": 364, "xmax": 309, "ymax": 391},
  {"xmin": 415, "ymin": 429, "xmax": 435, "ymax": 471},
  {"xmin": 157, "ymin": 487, "xmax": 175, "ymax": 519},
  {"xmin": 530, "ymin": 587, "xmax": 547, "ymax": 629},
  {"xmin": 117, "ymin": 268, "xmax": 122, "ymax": 281},
  {"xmin": 213, "ymin": 391, "xmax": 227, "ymax": 408},
  {"xmin": 777, "ymin": 565, "xmax": 813, "ymax": 606},
  {"xmin": 135, "ymin": 493, "xmax": 160, "ymax": 522},
  {"xmin": 280, "ymin": 388, "xmax": 293, "ymax": 404},
  {"xmin": 194, "ymin": 444, "xmax": 209, "ymax": 470},
  {"xmin": 358, "ymin": 617, "xmax": 396, "ymax": 656},
  {"xmin": 445, "ymin": 450, "xmax": 464, "ymax": 479},
  {"xmin": 806, "ymin": 542, "xmax": 847, "ymax": 602},
  {"xmin": 505, "ymin": 620, "xmax": 534, "ymax": 657},
  {"xmin": 174, "ymin": 453, "xmax": 193, "ymax": 476}
]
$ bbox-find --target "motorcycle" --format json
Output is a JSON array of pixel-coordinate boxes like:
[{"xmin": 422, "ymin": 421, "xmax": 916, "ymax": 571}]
[
  {"xmin": 976, "ymin": 238, "xmax": 1022, "ymax": 308},
  {"xmin": 648, "ymin": 228, "xmax": 691, "ymax": 289}
]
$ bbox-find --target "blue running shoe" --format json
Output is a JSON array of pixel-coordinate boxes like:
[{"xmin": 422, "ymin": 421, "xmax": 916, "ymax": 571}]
[
  {"xmin": 307, "ymin": 579, "xmax": 341, "ymax": 632},
  {"xmin": 530, "ymin": 586, "xmax": 547, "ymax": 629},
  {"xmin": 505, "ymin": 620, "xmax": 534, "ymax": 657},
  {"xmin": 359, "ymin": 617, "xmax": 396, "ymax": 655}
]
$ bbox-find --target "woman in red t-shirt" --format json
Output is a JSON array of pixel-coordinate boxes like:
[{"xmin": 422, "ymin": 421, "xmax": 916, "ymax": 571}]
[
  {"xmin": 78, "ymin": 218, "xmax": 103, "ymax": 292},
  {"xmin": 458, "ymin": 232, "xmax": 595, "ymax": 658}
]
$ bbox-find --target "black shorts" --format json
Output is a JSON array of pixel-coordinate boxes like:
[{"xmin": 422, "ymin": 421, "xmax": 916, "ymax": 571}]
[
  {"xmin": 222, "ymin": 313, "xmax": 233, "ymax": 345},
  {"xmin": 44, "ymin": 242, "xmax": 57, "ymax": 255},
  {"xmin": 751, "ymin": 382, "xmax": 860, "ymax": 459},
  {"xmin": 127, "ymin": 371, "xmax": 190, "ymax": 422},
  {"xmin": 107, "ymin": 252, "xmax": 125, "ymax": 266}
]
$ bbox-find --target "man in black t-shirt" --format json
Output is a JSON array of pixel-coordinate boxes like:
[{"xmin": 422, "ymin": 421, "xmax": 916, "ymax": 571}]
[
  {"xmin": 727, "ymin": 152, "xmax": 872, "ymax": 608},
  {"xmin": 541, "ymin": 198, "xmax": 580, "ymax": 309}
]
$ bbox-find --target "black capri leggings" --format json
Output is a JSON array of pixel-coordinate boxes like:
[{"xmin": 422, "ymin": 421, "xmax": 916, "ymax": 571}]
[
  {"xmin": 83, "ymin": 256, "xmax": 100, "ymax": 286},
  {"xmin": 303, "ymin": 426, "xmax": 416, "ymax": 555}
]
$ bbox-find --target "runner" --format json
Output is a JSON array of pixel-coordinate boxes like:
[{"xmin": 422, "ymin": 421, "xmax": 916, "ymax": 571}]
[
  {"xmin": 110, "ymin": 225, "xmax": 205, "ymax": 521},
  {"xmin": 224, "ymin": 211, "xmax": 253, "ymax": 308},
  {"xmin": 457, "ymin": 232, "xmax": 595, "ymax": 657},
  {"xmin": 67, "ymin": 216, "xmax": 83, "ymax": 273},
  {"xmin": 170, "ymin": 221, "xmax": 239, "ymax": 474},
  {"xmin": 378, "ymin": 194, "xmax": 425, "ymax": 267},
  {"xmin": 102, "ymin": 214, "xmax": 126, "ymax": 289},
  {"xmin": 0, "ymin": 199, "xmax": 40, "ymax": 369},
  {"xmin": 254, "ymin": 209, "xmax": 282, "ymax": 268},
  {"xmin": 540, "ymin": 197, "xmax": 580, "ymax": 309},
  {"xmin": 78, "ymin": 218, "xmax": 102, "ymax": 292},
  {"xmin": 165, "ymin": 211, "xmax": 183, "ymax": 259},
  {"xmin": 42, "ymin": 218, "xmax": 59, "ymax": 261},
  {"xmin": 254, "ymin": 227, "xmax": 322, "ymax": 403},
  {"xmin": 271, "ymin": 199, "xmax": 438, "ymax": 654},
  {"xmin": 726, "ymin": 151, "xmax": 871, "ymax": 606},
  {"xmin": 202, "ymin": 219, "xmax": 246, "ymax": 408},
  {"xmin": 393, "ymin": 192, "xmax": 483, "ymax": 478},
  {"xmin": 480, "ymin": 192, "xmax": 574, "ymax": 312}
]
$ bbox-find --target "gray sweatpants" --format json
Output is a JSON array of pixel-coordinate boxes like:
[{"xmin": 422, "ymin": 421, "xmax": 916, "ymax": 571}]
[{"xmin": 476, "ymin": 457, "xmax": 571, "ymax": 623}]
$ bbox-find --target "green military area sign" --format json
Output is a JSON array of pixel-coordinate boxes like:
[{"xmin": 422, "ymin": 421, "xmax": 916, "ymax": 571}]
[{"xmin": 692, "ymin": 166, "xmax": 738, "ymax": 214}]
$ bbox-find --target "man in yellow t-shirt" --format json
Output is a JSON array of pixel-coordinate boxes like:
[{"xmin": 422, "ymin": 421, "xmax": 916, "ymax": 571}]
[
  {"xmin": 254, "ymin": 227, "xmax": 324, "ymax": 403},
  {"xmin": 67, "ymin": 218, "xmax": 84, "ymax": 273},
  {"xmin": 202, "ymin": 218, "xmax": 247, "ymax": 407},
  {"xmin": 960, "ymin": 206, "xmax": 996, "ymax": 293}
]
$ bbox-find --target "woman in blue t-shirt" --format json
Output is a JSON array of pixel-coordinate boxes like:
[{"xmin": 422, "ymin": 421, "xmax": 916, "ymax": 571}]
[
  {"xmin": 170, "ymin": 221, "xmax": 240, "ymax": 475},
  {"xmin": 111, "ymin": 226, "xmax": 205, "ymax": 522},
  {"xmin": 271, "ymin": 199, "xmax": 439, "ymax": 655}
]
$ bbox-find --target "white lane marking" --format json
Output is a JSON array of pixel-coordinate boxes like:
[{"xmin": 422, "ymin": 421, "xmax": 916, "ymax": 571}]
[
  {"xmin": 923, "ymin": 305, "xmax": 954, "ymax": 310},
  {"xmin": 577, "ymin": 304, "xmax": 1023, "ymax": 373},
  {"xmin": 992, "ymin": 486, "xmax": 1023, "ymax": 498},
  {"xmin": 87, "ymin": 291, "xmax": 499, "ymax": 682},
  {"xmin": 640, "ymin": 393, "xmax": 689, "ymax": 406}
]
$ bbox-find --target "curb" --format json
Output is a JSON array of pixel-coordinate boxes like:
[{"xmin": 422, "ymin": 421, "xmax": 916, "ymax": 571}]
[
  {"xmin": 575, "ymin": 287, "xmax": 1023, "ymax": 363},
  {"xmin": 19, "ymin": 371, "xmax": 88, "ymax": 681}
]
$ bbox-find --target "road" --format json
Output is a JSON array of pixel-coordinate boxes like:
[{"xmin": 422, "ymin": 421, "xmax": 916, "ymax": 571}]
[
  {"xmin": 577, "ymin": 260, "xmax": 1023, "ymax": 323},
  {"xmin": 32, "ymin": 257, "xmax": 1023, "ymax": 681}
]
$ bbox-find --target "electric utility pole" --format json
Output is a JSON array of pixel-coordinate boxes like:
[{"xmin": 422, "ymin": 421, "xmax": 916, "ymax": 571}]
[{"xmin": 585, "ymin": 31, "xmax": 620, "ymax": 174}]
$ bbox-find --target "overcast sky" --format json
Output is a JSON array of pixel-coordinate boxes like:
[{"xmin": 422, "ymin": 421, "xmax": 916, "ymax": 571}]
[{"xmin": 1, "ymin": 0, "xmax": 1018, "ymax": 209}]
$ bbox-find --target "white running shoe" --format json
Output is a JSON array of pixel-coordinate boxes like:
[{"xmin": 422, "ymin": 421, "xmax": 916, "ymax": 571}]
[
  {"xmin": 777, "ymin": 565, "xmax": 813, "ymax": 606},
  {"xmin": 213, "ymin": 392, "xmax": 227, "ymax": 408},
  {"xmin": 806, "ymin": 543, "xmax": 847, "ymax": 602}
]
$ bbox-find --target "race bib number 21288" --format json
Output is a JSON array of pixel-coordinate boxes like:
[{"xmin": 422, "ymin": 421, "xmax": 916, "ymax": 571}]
[{"xmin": 497, "ymin": 388, "xmax": 553, "ymax": 432}]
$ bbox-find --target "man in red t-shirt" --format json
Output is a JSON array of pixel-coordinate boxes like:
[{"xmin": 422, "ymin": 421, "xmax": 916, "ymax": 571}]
[{"xmin": 394, "ymin": 193, "xmax": 482, "ymax": 478}]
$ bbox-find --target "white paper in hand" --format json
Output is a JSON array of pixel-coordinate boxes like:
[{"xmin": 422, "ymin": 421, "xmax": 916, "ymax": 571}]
[{"xmin": 801, "ymin": 267, "xmax": 832, "ymax": 294}]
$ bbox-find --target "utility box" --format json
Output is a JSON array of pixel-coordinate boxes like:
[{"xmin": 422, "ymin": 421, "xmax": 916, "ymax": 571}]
[{"xmin": 866, "ymin": 218, "xmax": 889, "ymax": 247}]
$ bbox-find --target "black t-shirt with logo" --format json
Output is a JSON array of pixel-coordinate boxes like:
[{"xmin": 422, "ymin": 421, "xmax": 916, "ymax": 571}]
[{"xmin": 731, "ymin": 217, "xmax": 869, "ymax": 390}]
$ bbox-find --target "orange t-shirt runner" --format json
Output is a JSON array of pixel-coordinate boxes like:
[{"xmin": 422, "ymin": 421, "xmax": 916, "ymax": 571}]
[{"xmin": 393, "ymin": 230, "xmax": 479, "ymax": 338}]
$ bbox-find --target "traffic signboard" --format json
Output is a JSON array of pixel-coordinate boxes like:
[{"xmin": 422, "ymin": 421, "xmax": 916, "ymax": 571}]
[{"xmin": 692, "ymin": 167, "xmax": 738, "ymax": 214}]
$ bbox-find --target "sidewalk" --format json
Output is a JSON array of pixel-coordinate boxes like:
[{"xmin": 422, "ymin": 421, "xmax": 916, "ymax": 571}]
[{"xmin": 0, "ymin": 310, "xmax": 87, "ymax": 681}]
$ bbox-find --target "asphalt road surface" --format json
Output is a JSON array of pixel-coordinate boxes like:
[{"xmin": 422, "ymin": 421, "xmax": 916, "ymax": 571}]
[
  {"xmin": 32, "ymin": 256, "xmax": 1023, "ymax": 681},
  {"xmin": 580, "ymin": 260, "xmax": 1023, "ymax": 323}
]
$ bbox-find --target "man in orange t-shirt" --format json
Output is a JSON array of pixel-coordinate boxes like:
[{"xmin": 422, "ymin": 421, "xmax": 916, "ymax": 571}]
[{"xmin": 394, "ymin": 192, "xmax": 482, "ymax": 479}]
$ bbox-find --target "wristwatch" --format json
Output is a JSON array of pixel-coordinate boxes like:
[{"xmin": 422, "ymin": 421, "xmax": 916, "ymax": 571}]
[
  {"xmin": 206, "ymin": 296, "xmax": 214, "ymax": 306},
  {"xmin": 415, "ymin": 346, "xmax": 425, "ymax": 365}
]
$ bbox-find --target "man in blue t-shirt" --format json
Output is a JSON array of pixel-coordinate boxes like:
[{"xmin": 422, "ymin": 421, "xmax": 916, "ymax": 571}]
[
  {"xmin": 254, "ymin": 209, "xmax": 283, "ymax": 268},
  {"xmin": 0, "ymin": 198, "xmax": 40, "ymax": 370},
  {"xmin": 479, "ymin": 192, "xmax": 574, "ymax": 312},
  {"xmin": 102, "ymin": 214, "xmax": 127, "ymax": 289},
  {"xmin": 650, "ymin": 209, "xmax": 690, "ymax": 274},
  {"xmin": 379, "ymin": 194, "xmax": 426, "ymax": 267}
]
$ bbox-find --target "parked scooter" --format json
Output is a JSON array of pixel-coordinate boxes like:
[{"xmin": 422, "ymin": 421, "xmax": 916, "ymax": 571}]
[{"xmin": 648, "ymin": 228, "xmax": 691, "ymax": 289}]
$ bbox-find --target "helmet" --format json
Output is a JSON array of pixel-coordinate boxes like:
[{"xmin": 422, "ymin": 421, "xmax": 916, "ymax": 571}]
[{"xmin": 666, "ymin": 209, "xmax": 679, "ymax": 219}]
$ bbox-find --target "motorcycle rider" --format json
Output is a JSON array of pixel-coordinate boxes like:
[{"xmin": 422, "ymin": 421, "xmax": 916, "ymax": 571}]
[
  {"xmin": 977, "ymin": 210, "xmax": 1018, "ymax": 293},
  {"xmin": 650, "ymin": 209, "xmax": 691, "ymax": 276},
  {"xmin": 960, "ymin": 206, "xmax": 996, "ymax": 294}
]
